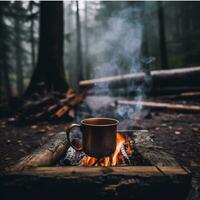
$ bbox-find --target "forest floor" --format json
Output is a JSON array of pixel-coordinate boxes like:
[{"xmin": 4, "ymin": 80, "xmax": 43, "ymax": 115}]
[{"xmin": 0, "ymin": 109, "xmax": 200, "ymax": 199}]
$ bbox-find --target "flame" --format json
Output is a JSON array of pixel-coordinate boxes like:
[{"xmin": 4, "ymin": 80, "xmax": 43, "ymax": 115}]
[{"xmin": 82, "ymin": 133, "xmax": 131, "ymax": 167}]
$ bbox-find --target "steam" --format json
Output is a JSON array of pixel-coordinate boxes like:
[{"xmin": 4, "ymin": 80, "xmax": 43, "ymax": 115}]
[{"xmin": 79, "ymin": 6, "xmax": 149, "ymax": 121}]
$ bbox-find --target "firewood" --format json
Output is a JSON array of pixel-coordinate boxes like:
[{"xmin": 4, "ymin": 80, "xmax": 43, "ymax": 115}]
[
  {"xmin": 55, "ymin": 105, "xmax": 70, "ymax": 118},
  {"xmin": 55, "ymin": 93, "xmax": 86, "ymax": 118},
  {"xmin": 23, "ymin": 96, "xmax": 55, "ymax": 115},
  {"xmin": 8, "ymin": 132, "xmax": 69, "ymax": 172},
  {"xmin": 59, "ymin": 93, "xmax": 76, "ymax": 105},
  {"xmin": 117, "ymin": 100, "xmax": 200, "ymax": 113}
]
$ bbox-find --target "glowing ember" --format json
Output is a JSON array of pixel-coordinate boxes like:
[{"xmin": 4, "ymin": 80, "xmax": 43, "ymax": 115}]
[{"xmin": 82, "ymin": 133, "xmax": 131, "ymax": 167}]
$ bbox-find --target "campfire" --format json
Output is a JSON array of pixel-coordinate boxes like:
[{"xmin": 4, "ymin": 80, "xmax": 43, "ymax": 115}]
[
  {"xmin": 82, "ymin": 133, "xmax": 131, "ymax": 167},
  {"xmin": 68, "ymin": 133, "xmax": 131, "ymax": 167}
]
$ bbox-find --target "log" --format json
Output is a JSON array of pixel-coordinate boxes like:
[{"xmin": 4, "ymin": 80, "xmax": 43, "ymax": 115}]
[
  {"xmin": 118, "ymin": 99, "xmax": 200, "ymax": 113},
  {"xmin": 8, "ymin": 132, "xmax": 69, "ymax": 172},
  {"xmin": 9, "ymin": 166, "xmax": 188, "ymax": 177},
  {"xmin": 1, "ymin": 166, "xmax": 190, "ymax": 200},
  {"xmin": 55, "ymin": 93, "xmax": 86, "ymax": 118},
  {"xmin": 22, "ymin": 96, "xmax": 55, "ymax": 115},
  {"xmin": 158, "ymin": 91, "xmax": 200, "ymax": 100},
  {"xmin": 134, "ymin": 145, "xmax": 179, "ymax": 166},
  {"xmin": 80, "ymin": 66, "xmax": 200, "ymax": 95}
]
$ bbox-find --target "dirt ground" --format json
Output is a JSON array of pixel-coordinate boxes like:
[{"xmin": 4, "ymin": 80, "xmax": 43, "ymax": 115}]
[{"xmin": 0, "ymin": 111, "xmax": 200, "ymax": 200}]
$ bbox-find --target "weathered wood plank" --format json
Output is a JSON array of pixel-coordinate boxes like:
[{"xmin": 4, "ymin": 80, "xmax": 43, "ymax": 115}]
[
  {"xmin": 0, "ymin": 166, "xmax": 191, "ymax": 200},
  {"xmin": 10, "ymin": 166, "xmax": 189, "ymax": 177}
]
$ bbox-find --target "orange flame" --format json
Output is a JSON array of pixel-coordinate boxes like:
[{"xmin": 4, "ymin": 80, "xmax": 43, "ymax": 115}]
[{"xmin": 82, "ymin": 133, "xmax": 131, "ymax": 167}]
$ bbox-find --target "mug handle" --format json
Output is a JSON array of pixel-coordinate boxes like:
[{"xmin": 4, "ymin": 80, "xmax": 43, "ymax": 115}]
[{"xmin": 66, "ymin": 124, "xmax": 83, "ymax": 151}]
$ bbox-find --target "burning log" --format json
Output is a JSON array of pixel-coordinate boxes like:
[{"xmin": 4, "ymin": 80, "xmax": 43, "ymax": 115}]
[
  {"xmin": 118, "ymin": 100, "xmax": 200, "ymax": 113},
  {"xmin": 80, "ymin": 66, "xmax": 200, "ymax": 96}
]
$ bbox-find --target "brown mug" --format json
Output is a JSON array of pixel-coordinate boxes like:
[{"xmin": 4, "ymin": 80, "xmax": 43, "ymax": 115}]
[{"xmin": 66, "ymin": 117, "xmax": 119, "ymax": 158}]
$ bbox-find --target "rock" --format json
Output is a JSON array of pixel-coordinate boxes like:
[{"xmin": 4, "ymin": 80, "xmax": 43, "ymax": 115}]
[
  {"xmin": 31, "ymin": 125, "xmax": 38, "ymax": 129},
  {"xmin": 6, "ymin": 139, "xmax": 11, "ymax": 144},
  {"xmin": 192, "ymin": 127, "xmax": 200, "ymax": 133}
]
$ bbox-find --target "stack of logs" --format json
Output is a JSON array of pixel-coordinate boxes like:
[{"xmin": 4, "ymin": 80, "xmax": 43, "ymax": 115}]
[{"xmin": 15, "ymin": 89, "xmax": 85, "ymax": 124}]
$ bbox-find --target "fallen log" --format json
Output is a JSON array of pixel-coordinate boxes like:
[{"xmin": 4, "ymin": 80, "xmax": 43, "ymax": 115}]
[
  {"xmin": 80, "ymin": 66, "xmax": 200, "ymax": 96},
  {"xmin": 158, "ymin": 91, "xmax": 200, "ymax": 100},
  {"xmin": 118, "ymin": 100, "xmax": 200, "ymax": 113},
  {"xmin": 8, "ymin": 132, "xmax": 69, "ymax": 172}
]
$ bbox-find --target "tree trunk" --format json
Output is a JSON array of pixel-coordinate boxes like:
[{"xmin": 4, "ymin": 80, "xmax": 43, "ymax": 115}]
[
  {"xmin": 30, "ymin": 1, "xmax": 36, "ymax": 71},
  {"xmin": 25, "ymin": 1, "xmax": 68, "ymax": 96},
  {"xmin": 0, "ymin": 65, "xmax": 2, "ymax": 102},
  {"xmin": 84, "ymin": 1, "xmax": 90, "ymax": 80},
  {"xmin": 157, "ymin": 2, "xmax": 168, "ymax": 69},
  {"xmin": 76, "ymin": 1, "xmax": 83, "ymax": 85},
  {"xmin": 14, "ymin": 5, "xmax": 24, "ymax": 96},
  {"xmin": 0, "ymin": 3, "xmax": 12, "ymax": 100},
  {"xmin": 2, "ymin": 52, "xmax": 12, "ymax": 99}
]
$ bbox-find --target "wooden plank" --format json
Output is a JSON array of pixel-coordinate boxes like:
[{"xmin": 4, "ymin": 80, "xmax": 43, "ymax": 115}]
[
  {"xmin": 158, "ymin": 166, "xmax": 190, "ymax": 175},
  {"xmin": 9, "ymin": 166, "xmax": 189, "ymax": 177}
]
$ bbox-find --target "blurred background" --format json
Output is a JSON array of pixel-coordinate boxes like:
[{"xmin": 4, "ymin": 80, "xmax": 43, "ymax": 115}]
[{"xmin": 0, "ymin": 1, "xmax": 200, "ymax": 100}]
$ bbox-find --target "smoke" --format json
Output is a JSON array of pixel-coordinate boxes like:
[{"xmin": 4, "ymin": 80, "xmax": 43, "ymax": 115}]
[
  {"xmin": 78, "ymin": 6, "xmax": 150, "ymax": 121},
  {"xmin": 91, "ymin": 7, "xmax": 142, "ymax": 78}
]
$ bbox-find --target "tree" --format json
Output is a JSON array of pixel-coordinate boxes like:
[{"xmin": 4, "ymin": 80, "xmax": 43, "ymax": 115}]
[
  {"xmin": 0, "ymin": 2, "xmax": 12, "ymax": 100},
  {"xmin": 76, "ymin": 1, "xmax": 83, "ymax": 84},
  {"xmin": 157, "ymin": 1, "xmax": 168, "ymax": 69},
  {"xmin": 25, "ymin": 1, "xmax": 68, "ymax": 95},
  {"xmin": 13, "ymin": 1, "xmax": 26, "ymax": 95},
  {"xmin": 28, "ymin": 1, "xmax": 38, "ymax": 71},
  {"xmin": 84, "ymin": 1, "xmax": 89, "ymax": 79}
]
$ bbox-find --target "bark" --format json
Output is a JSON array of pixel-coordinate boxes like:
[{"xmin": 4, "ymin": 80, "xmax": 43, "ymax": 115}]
[{"xmin": 25, "ymin": 1, "xmax": 68, "ymax": 96}]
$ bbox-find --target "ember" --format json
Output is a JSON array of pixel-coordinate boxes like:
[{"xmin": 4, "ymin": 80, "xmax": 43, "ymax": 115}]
[{"xmin": 82, "ymin": 133, "xmax": 131, "ymax": 166}]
